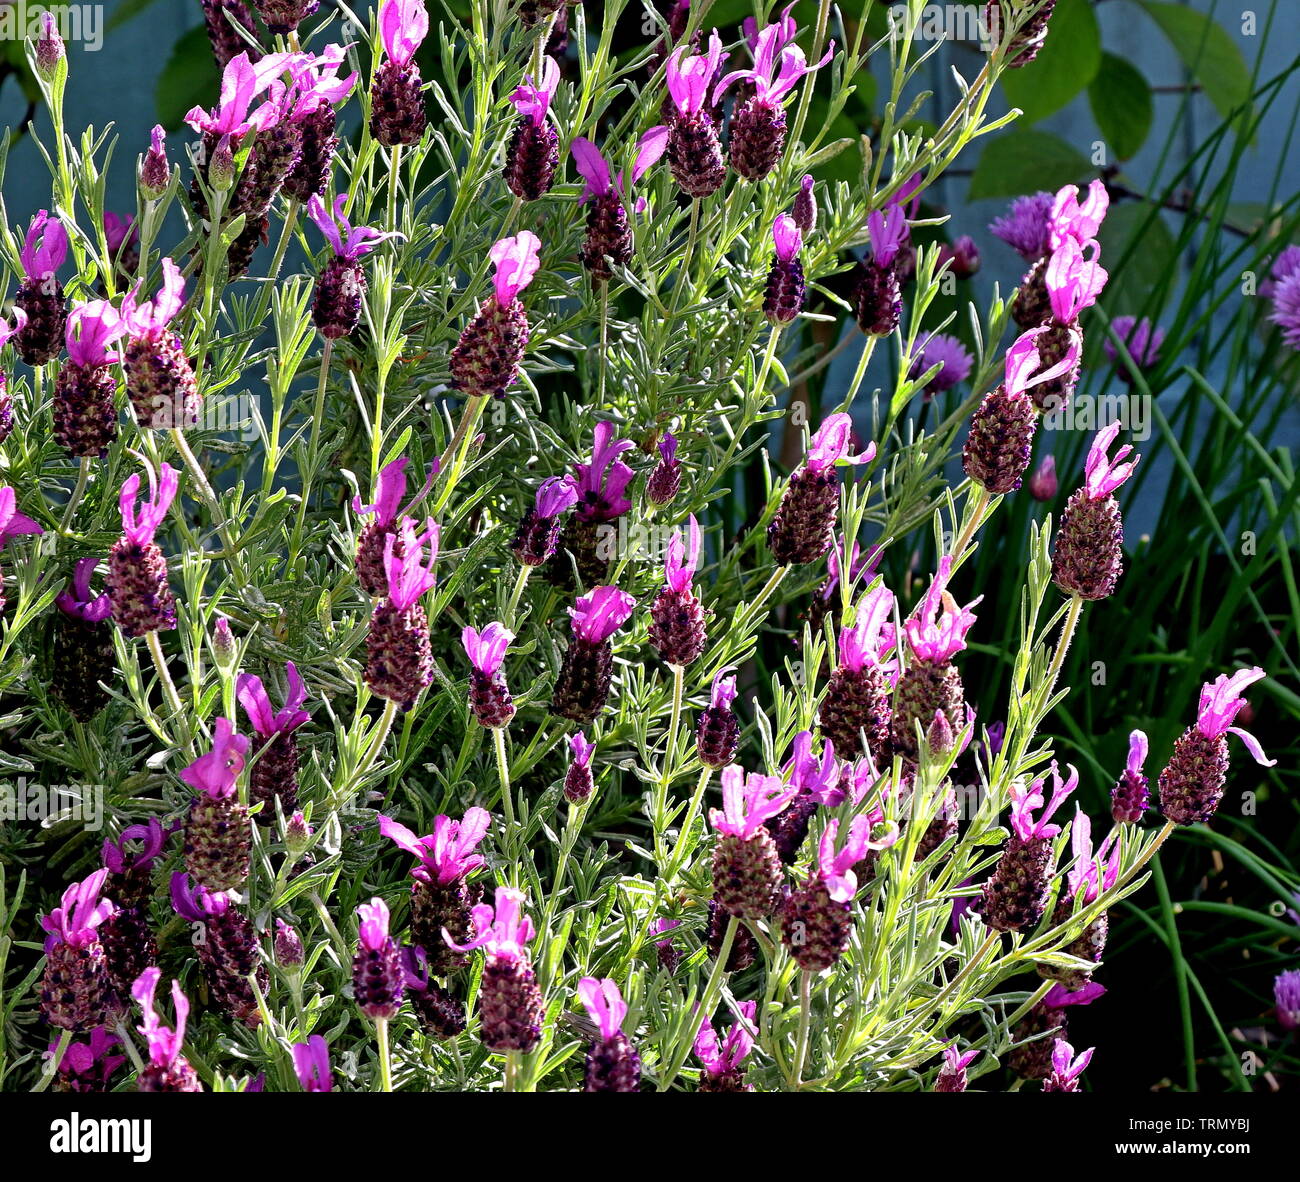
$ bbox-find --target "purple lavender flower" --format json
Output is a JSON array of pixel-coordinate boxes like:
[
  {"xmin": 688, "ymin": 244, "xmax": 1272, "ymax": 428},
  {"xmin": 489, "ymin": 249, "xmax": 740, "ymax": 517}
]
[
  {"xmin": 937, "ymin": 235, "xmax": 981, "ymax": 278},
  {"xmin": 237, "ymin": 661, "xmax": 310, "ymax": 824},
  {"xmin": 351, "ymin": 455, "xmax": 438, "ymax": 596},
  {"xmin": 1038, "ymin": 806, "xmax": 1120, "ymax": 988},
  {"xmin": 664, "ymin": 32, "xmax": 727, "ymax": 198},
  {"xmin": 1028, "ymin": 455, "xmax": 1058, "ymax": 502},
  {"xmin": 0, "ymin": 486, "xmax": 43, "ymax": 552},
  {"xmin": 578, "ymin": 977, "xmax": 641, "ymax": 1091},
  {"xmin": 1041, "ymin": 1038, "xmax": 1094, "ymax": 1092},
  {"xmin": 353, "ymin": 898, "xmax": 404, "ymax": 1020},
  {"xmin": 710, "ymin": 766, "xmax": 799, "ymax": 918},
  {"xmin": 697, "ymin": 667, "xmax": 741, "ymax": 769},
  {"xmin": 308, "ymin": 193, "xmax": 400, "ymax": 339},
  {"xmin": 14, "ymin": 210, "xmax": 69, "ymax": 365},
  {"xmin": 715, "ymin": 20, "xmax": 833, "ymax": 181},
  {"xmin": 34, "ymin": 10, "xmax": 65, "ymax": 79},
  {"xmin": 651, "ymin": 916, "xmax": 682, "ymax": 973},
  {"xmin": 552, "ymin": 586, "xmax": 637, "ymax": 723},
  {"xmin": 121, "ymin": 258, "xmax": 199, "ymax": 431},
  {"xmin": 646, "ymin": 431, "xmax": 682, "ymax": 506},
  {"xmin": 275, "ymin": 919, "xmax": 305, "ymax": 970},
  {"xmin": 170, "ymin": 872, "xmax": 266, "ymax": 1026},
  {"xmin": 934, "ymin": 1044, "xmax": 979, "ymax": 1092},
  {"xmin": 140, "ymin": 125, "xmax": 170, "ymax": 199},
  {"xmin": 132, "ymin": 968, "xmax": 202, "ymax": 1091},
  {"xmin": 1111, "ymin": 729, "xmax": 1150, "ymax": 823},
  {"xmin": 365, "ymin": 517, "xmax": 439, "ymax": 710},
  {"xmin": 377, "ymin": 807, "xmax": 489, "ymax": 969},
  {"xmin": 292, "ymin": 1035, "xmax": 332, "ymax": 1092},
  {"xmin": 564, "ymin": 731, "xmax": 596, "ymax": 803},
  {"xmin": 512, "ymin": 475, "xmax": 580, "ymax": 567},
  {"xmin": 52, "ymin": 1027, "xmax": 126, "ymax": 1094},
  {"xmin": 852, "ymin": 203, "xmax": 909, "ymax": 336},
  {"xmin": 649, "ymin": 515, "xmax": 709, "ymax": 667},
  {"xmin": 401, "ymin": 946, "xmax": 468, "ymax": 1038},
  {"xmin": 40, "ymin": 870, "xmax": 115, "ymax": 1031},
  {"xmin": 908, "ymin": 332, "xmax": 974, "ymax": 397},
  {"xmin": 1158, "ymin": 668, "xmax": 1274, "ymax": 825},
  {"xmin": 1051, "ymin": 421, "xmax": 1140, "ymax": 600},
  {"xmin": 448, "ymin": 231, "xmax": 541, "ymax": 399},
  {"xmin": 107, "ymin": 462, "xmax": 179, "ymax": 637},
  {"xmin": 792, "ymin": 173, "xmax": 817, "ymax": 234},
  {"xmin": 1048, "ymin": 180, "xmax": 1110, "ymax": 253},
  {"xmin": 820, "ymin": 582, "xmax": 895, "ymax": 761},
  {"xmin": 763, "ymin": 214, "xmax": 806, "ymax": 325},
  {"xmin": 505, "ymin": 57, "xmax": 561, "ymax": 201},
  {"xmin": 447, "ymin": 887, "xmax": 544, "ymax": 1052},
  {"xmin": 695, "ymin": 1000, "xmax": 757, "ymax": 1091},
  {"xmin": 463, "ymin": 622, "xmax": 516, "ymax": 728},
  {"xmin": 53, "ymin": 299, "xmax": 125, "ymax": 458},
  {"xmin": 573, "ymin": 127, "xmax": 669, "ymax": 283},
  {"xmin": 904, "ymin": 555, "xmax": 981, "ymax": 664},
  {"xmin": 181, "ymin": 719, "xmax": 252, "ymax": 892},
  {"xmin": 371, "ymin": 0, "xmax": 429, "ymax": 146}
]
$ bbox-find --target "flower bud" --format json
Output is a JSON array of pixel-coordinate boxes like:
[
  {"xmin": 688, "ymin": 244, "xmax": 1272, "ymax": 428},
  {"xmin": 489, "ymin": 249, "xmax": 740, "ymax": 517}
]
[
  {"xmin": 285, "ymin": 811, "xmax": 312, "ymax": 858},
  {"xmin": 208, "ymin": 136, "xmax": 236, "ymax": 193},
  {"xmin": 211, "ymin": 617, "xmax": 238, "ymax": 672},
  {"xmin": 34, "ymin": 13, "xmax": 66, "ymax": 83},
  {"xmin": 274, "ymin": 919, "xmax": 305, "ymax": 971}
]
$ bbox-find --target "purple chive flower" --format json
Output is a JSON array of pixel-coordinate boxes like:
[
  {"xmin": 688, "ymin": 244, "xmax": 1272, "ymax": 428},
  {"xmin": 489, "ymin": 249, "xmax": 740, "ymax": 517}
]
[
  {"xmin": 512, "ymin": 475, "xmax": 580, "ymax": 566},
  {"xmin": 937, "ymin": 235, "xmax": 981, "ymax": 278},
  {"xmin": 1265, "ymin": 265, "xmax": 1300, "ymax": 346},
  {"xmin": 695, "ymin": 1000, "xmax": 757, "ymax": 1091},
  {"xmin": 578, "ymin": 977, "xmax": 641, "ymax": 1091},
  {"xmin": 573, "ymin": 127, "xmax": 669, "ymax": 283},
  {"xmin": 908, "ymin": 332, "xmax": 974, "ymax": 397},
  {"xmin": 1260, "ymin": 245, "xmax": 1300, "ymax": 298},
  {"xmin": 1041, "ymin": 1039, "xmax": 1094, "ymax": 1092},
  {"xmin": 132, "ymin": 968, "xmax": 202, "ymax": 1091},
  {"xmin": 353, "ymin": 897, "xmax": 404, "ymax": 1020},
  {"xmin": 904, "ymin": 556, "xmax": 981, "ymax": 664},
  {"xmin": 237, "ymin": 662, "xmax": 310, "ymax": 822},
  {"xmin": 564, "ymin": 731, "xmax": 596, "ymax": 803},
  {"xmin": 989, "ymin": 191, "xmax": 1054, "ymax": 261},
  {"xmin": 646, "ymin": 431, "xmax": 682, "ymax": 506},
  {"xmin": 1111, "ymin": 729, "xmax": 1150, "ymax": 823},
  {"xmin": 1045, "ymin": 236, "xmax": 1108, "ymax": 326},
  {"xmin": 1275, "ymin": 970, "xmax": 1300, "ymax": 1031},
  {"xmin": 1157, "ymin": 668, "xmax": 1274, "ymax": 824},
  {"xmin": 378, "ymin": 807, "xmax": 489, "ymax": 967},
  {"xmin": 505, "ymin": 57, "xmax": 561, "ymax": 202},
  {"xmin": 292, "ymin": 1035, "xmax": 333, "ymax": 1092},
  {"xmin": 1028, "ymin": 455, "xmax": 1058, "ymax": 501},
  {"xmin": 1104, "ymin": 315, "xmax": 1165, "ymax": 378},
  {"xmin": 1048, "ymin": 179, "xmax": 1110, "ymax": 253},
  {"xmin": 463, "ymin": 621, "xmax": 516, "ymax": 728}
]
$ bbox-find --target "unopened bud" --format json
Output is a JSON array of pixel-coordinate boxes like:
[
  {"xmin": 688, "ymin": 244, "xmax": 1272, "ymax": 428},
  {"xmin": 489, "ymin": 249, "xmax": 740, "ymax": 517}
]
[
  {"xmin": 34, "ymin": 13, "xmax": 65, "ymax": 82},
  {"xmin": 274, "ymin": 919, "xmax": 305, "ymax": 970},
  {"xmin": 1028, "ymin": 456, "xmax": 1058, "ymax": 502},
  {"xmin": 140, "ymin": 125, "xmax": 170, "ymax": 200},
  {"xmin": 926, "ymin": 709, "xmax": 955, "ymax": 757},
  {"xmin": 208, "ymin": 135, "xmax": 236, "ymax": 193},
  {"xmin": 285, "ymin": 810, "xmax": 313, "ymax": 857},
  {"xmin": 211, "ymin": 617, "xmax": 237, "ymax": 672}
]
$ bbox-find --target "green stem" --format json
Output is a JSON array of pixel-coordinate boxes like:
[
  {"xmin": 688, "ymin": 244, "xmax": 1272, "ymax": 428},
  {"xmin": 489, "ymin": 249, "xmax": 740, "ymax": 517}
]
[
  {"xmin": 658, "ymin": 915, "xmax": 737, "ymax": 1091},
  {"xmin": 493, "ymin": 725, "xmax": 517, "ymax": 843},
  {"xmin": 59, "ymin": 457, "xmax": 91, "ymax": 534},
  {"xmin": 792, "ymin": 969, "xmax": 813, "ymax": 1088},
  {"xmin": 387, "ymin": 145, "xmax": 402, "ymax": 231},
  {"xmin": 145, "ymin": 630, "xmax": 192, "ymax": 757},
  {"xmin": 505, "ymin": 564, "xmax": 531, "ymax": 628},
  {"xmin": 375, "ymin": 1017, "xmax": 393, "ymax": 1092},
  {"xmin": 33, "ymin": 1028, "xmax": 73, "ymax": 1093}
]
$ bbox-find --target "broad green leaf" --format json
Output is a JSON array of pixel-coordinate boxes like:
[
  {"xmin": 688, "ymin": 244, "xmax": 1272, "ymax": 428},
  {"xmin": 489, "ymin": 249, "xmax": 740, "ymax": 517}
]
[
  {"xmin": 968, "ymin": 129, "xmax": 1091, "ymax": 200},
  {"xmin": 156, "ymin": 24, "xmax": 217, "ymax": 131},
  {"xmin": 1088, "ymin": 52, "xmax": 1154, "ymax": 160},
  {"xmin": 1000, "ymin": 0, "xmax": 1102, "ymax": 124},
  {"xmin": 1137, "ymin": 0, "xmax": 1252, "ymax": 122}
]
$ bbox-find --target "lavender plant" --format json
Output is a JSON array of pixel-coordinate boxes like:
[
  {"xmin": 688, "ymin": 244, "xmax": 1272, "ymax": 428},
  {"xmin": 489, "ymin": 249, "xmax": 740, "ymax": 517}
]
[{"xmin": 0, "ymin": 1, "xmax": 1285, "ymax": 1096}]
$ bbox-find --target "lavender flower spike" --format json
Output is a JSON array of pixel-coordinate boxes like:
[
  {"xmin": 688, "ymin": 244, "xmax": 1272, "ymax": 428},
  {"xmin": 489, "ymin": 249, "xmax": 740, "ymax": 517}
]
[
  {"xmin": 1111, "ymin": 729, "xmax": 1150, "ymax": 824},
  {"xmin": 182, "ymin": 718, "xmax": 252, "ymax": 891},
  {"xmin": 1010, "ymin": 762, "xmax": 1078, "ymax": 842},
  {"xmin": 552, "ymin": 586, "xmax": 636, "ymax": 722},
  {"xmin": 463, "ymin": 621, "xmax": 516, "ymax": 728},
  {"xmin": 710, "ymin": 767, "xmax": 800, "ymax": 840},
  {"xmin": 664, "ymin": 31, "xmax": 727, "ymax": 198},
  {"xmin": 119, "ymin": 462, "xmax": 180, "ymax": 548},
  {"xmin": 14, "ymin": 210, "xmax": 69, "ymax": 365},
  {"xmin": 695, "ymin": 1000, "xmax": 757, "ymax": 1091},
  {"xmin": 54, "ymin": 300, "xmax": 126, "ymax": 457},
  {"xmin": 569, "ymin": 585, "xmax": 637, "ymax": 643},
  {"xmin": 132, "ymin": 968, "xmax": 202, "ymax": 1091},
  {"xmin": 1042, "ymin": 1039, "xmax": 1094, "ymax": 1092},
  {"xmin": 578, "ymin": 977, "xmax": 642, "ymax": 1091},
  {"xmin": 1052, "ymin": 422, "xmax": 1139, "ymax": 601},
  {"xmin": 650, "ymin": 514, "xmax": 708, "ymax": 667},
  {"xmin": 505, "ymin": 57, "xmax": 561, "ymax": 201},
  {"xmin": 764, "ymin": 214, "xmax": 806, "ymax": 324},
  {"xmin": 371, "ymin": 0, "xmax": 429, "ymax": 145},
  {"xmin": 904, "ymin": 555, "xmax": 981, "ymax": 664},
  {"xmin": 237, "ymin": 661, "xmax": 311, "ymax": 823},
  {"xmin": 711, "ymin": 766, "xmax": 798, "ymax": 918},
  {"xmin": 352, "ymin": 455, "xmax": 439, "ymax": 596},
  {"xmin": 107, "ymin": 462, "xmax": 180, "ymax": 638},
  {"xmin": 352, "ymin": 897, "xmax": 404, "ymax": 1020}
]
